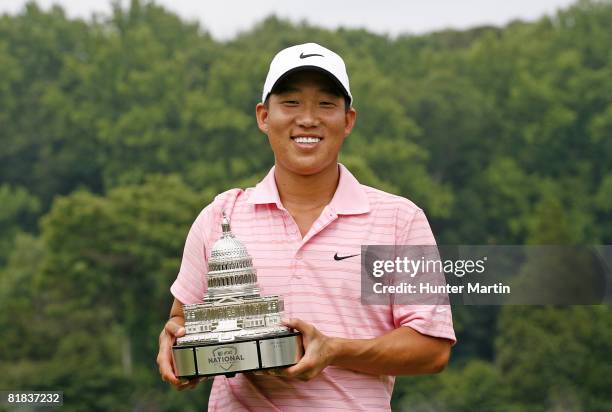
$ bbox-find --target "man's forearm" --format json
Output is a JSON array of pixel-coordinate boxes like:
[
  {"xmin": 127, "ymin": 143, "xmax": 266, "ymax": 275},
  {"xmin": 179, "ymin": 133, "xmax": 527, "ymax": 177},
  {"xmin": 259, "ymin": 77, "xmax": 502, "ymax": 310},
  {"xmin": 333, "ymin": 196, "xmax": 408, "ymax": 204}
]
[{"xmin": 329, "ymin": 326, "xmax": 451, "ymax": 376}]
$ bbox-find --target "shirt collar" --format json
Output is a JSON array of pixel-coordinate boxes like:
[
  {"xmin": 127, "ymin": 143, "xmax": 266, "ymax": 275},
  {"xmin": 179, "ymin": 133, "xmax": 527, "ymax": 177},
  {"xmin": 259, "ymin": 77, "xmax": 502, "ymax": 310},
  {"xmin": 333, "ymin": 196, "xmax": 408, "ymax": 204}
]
[
  {"xmin": 247, "ymin": 166, "xmax": 283, "ymax": 208},
  {"xmin": 247, "ymin": 163, "xmax": 370, "ymax": 215}
]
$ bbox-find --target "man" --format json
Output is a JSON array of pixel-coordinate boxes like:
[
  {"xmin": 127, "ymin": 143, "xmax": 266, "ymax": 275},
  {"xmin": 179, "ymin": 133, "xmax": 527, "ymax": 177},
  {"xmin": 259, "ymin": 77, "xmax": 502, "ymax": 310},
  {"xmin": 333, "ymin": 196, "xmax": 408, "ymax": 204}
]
[{"xmin": 157, "ymin": 42, "xmax": 456, "ymax": 411}]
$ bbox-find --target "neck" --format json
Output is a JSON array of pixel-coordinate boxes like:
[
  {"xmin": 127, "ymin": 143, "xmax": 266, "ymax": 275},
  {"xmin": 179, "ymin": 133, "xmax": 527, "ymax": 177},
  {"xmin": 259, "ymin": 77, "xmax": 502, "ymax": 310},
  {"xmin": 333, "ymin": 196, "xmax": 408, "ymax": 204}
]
[{"xmin": 274, "ymin": 162, "xmax": 340, "ymax": 212}]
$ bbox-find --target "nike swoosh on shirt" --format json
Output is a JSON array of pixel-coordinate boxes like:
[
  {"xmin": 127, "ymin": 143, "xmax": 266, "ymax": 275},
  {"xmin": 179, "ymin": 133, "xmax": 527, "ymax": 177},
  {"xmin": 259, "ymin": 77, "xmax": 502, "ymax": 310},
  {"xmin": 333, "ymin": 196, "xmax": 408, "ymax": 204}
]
[{"xmin": 334, "ymin": 253, "xmax": 360, "ymax": 261}]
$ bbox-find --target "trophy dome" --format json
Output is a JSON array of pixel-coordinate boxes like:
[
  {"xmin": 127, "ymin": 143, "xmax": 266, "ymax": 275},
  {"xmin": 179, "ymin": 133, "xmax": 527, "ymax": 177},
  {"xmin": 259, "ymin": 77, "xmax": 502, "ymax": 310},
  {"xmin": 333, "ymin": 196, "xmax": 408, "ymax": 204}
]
[
  {"xmin": 208, "ymin": 213, "xmax": 253, "ymax": 274},
  {"xmin": 205, "ymin": 212, "xmax": 259, "ymax": 298}
]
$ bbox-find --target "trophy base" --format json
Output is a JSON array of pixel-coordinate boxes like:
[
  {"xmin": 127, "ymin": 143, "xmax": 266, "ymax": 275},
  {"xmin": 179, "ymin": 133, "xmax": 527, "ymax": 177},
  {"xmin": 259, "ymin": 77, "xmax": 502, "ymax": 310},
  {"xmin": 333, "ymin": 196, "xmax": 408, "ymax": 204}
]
[{"xmin": 172, "ymin": 331, "xmax": 302, "ymax": 378}]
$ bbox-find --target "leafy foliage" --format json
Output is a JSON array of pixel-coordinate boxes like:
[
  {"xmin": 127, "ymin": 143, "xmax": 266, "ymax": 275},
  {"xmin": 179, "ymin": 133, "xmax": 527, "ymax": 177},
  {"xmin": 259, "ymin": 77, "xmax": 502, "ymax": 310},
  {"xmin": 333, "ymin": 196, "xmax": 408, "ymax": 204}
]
[{"xmin": 1, "ymin": 0, "xmax": 611, "ymax": 409}]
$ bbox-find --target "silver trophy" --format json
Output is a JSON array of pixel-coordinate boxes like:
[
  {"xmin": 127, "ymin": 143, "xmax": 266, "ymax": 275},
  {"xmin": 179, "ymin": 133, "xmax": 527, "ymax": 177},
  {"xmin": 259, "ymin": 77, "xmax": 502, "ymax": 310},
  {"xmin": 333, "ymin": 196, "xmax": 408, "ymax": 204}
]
[{"xmin": 172, "ymin": 213, "xmax": 302, "ymax": 378}]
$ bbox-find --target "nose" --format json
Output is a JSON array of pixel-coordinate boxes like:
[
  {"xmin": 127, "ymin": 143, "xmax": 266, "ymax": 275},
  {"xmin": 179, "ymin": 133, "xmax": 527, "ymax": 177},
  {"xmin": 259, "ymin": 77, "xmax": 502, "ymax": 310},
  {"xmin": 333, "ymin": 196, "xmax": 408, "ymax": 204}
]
[{"xmin": 295, "ymin": 105, "xmax": 320, "ymax": 128}]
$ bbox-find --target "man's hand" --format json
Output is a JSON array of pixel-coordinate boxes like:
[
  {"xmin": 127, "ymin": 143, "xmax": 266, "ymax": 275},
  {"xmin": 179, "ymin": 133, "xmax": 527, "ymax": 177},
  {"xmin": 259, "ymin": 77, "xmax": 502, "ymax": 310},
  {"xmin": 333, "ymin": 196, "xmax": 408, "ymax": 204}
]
[
  {"xmin": 265, "ymin": 318, "xmax": 452, "ymax": 380},
  {"xmin": 274, "ymin": 318, "xmax": 337, "ymax": 381},
  {"xmin": 156, "ymin": 316, "xmax": 208, "ymax": 390}
]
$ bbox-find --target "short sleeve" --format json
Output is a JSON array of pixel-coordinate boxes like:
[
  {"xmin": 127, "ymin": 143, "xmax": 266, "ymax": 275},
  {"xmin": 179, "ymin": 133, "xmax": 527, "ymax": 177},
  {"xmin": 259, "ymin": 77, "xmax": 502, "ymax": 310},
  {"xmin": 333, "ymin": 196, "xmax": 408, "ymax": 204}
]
[
  {"xmin": 170, "ymin": 205, "xmax": 212, "ymax": 304},
  {"xmin": 397, "ymin": 208, "xmax": 437, "ymax": 246},
  {"xmin": 393, "ymin": 208, "xmax": 457, "ymax": 344}
]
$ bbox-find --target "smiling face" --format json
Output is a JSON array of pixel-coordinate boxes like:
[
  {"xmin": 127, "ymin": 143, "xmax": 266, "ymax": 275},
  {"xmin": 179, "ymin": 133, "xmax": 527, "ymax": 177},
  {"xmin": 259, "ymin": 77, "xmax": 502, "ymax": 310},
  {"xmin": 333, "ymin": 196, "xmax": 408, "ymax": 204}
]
[{"xmin": 256, "ymin": 70, "xmax": 356, "ymax": 177}]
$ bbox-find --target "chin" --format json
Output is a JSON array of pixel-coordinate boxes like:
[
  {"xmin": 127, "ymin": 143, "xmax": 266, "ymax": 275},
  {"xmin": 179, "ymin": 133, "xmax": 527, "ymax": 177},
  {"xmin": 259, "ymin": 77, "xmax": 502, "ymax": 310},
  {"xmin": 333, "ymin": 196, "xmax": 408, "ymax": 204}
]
[
  {"xmin": 289, "ymin": 165, "xmax": 323, "ymax": 176},
  {"xmin": 280, "ymin": 159, "xmax": 325, "ymax": 176}
]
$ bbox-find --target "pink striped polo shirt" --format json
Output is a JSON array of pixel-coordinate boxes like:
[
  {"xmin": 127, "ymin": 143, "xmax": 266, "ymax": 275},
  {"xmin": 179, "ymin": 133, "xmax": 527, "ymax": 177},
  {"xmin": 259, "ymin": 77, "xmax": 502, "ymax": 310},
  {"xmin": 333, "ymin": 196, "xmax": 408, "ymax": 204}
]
[{"xmin": 171, "ymin": 163, "xmax": 456, "ymax": 411}]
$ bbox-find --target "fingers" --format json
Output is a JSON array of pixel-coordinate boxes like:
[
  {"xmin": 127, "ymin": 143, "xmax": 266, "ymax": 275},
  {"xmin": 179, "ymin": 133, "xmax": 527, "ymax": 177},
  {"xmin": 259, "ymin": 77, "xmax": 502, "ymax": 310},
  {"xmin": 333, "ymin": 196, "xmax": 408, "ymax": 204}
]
[
  {"xmin": 278, "ymin": 319, "xmax": 331, "ymax": 381},
  {"xmin": 164, "ymin": 318, "xmax": 185, "ymax": 338},
  {"xmin": 247, "ymin": 368, "xmax": 288, "ymax": 377},
  {"xmin": 282, "ymin": 318, "xmax": 310, "ymax": 334},
  {"xmin": 284, "ymin": 365, "xmax": 319, "ymax": 381},
  {"xmin": 248, "ymin": 364, "xmax": 317, "ymax": 381},
  {"xmin": 283, "ymin": 355, "xmax": 316, "ymax": 380},
  {"xmin": 264, "ymin": 367, "xmax": 288, "ymax": 377},
  {"xmin": 157, "ymin": 347, "xmax": 181, "ymax": 386},
  {"xmin": 176, "ymin": 377, "xmax": 208, "ymax": 391},
  {"xmin": 249, "ymin": 366, "xmax": 316, "ymax": 382},
  {"xmin": 281, "ymin": 317, "xmax": 298, "ymax": 329},
  {"xmin": 157, "ymin": 322, "xmax": 183, "ymax": 386}
]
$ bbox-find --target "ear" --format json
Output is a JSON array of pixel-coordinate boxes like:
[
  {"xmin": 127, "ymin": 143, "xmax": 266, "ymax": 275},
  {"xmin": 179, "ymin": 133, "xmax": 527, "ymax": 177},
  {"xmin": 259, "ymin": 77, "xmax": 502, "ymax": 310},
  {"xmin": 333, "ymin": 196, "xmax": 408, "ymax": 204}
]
[
  {"xmin": 255, "ymin": 102, "xmax": 269, "ymax": 134},
  {"xmin": 344, "ymin": 107, "xmax": 357, "ymax": 137}
]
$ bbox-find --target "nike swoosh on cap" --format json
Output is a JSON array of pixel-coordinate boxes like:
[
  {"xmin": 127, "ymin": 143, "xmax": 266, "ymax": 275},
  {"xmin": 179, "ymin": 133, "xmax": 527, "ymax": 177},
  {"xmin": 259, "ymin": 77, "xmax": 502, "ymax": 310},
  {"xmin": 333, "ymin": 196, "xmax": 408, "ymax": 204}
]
[{"xmin": 300, "ymin": 52, "xmax": 323, "ymax": 59}]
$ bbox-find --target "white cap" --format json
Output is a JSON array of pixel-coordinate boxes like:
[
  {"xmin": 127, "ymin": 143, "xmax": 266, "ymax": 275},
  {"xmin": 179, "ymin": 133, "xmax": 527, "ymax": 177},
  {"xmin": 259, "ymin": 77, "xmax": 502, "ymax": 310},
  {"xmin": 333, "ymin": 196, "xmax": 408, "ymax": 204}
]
[{"xmin": 261, "ymin": 42, "xmax": 353, "ymax": 106}]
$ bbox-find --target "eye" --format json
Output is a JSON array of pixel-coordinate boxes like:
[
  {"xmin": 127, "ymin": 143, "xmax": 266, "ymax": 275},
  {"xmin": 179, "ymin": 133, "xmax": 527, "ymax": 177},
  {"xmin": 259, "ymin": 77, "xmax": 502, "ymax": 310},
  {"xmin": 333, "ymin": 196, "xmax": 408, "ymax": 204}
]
[
  {"xmin": 320, "ymin": 101, "xmax": 336, "ymax": 108},
  {"xmin": 282, "ymin": 100, "xmax": 299, "ymax": 106}
]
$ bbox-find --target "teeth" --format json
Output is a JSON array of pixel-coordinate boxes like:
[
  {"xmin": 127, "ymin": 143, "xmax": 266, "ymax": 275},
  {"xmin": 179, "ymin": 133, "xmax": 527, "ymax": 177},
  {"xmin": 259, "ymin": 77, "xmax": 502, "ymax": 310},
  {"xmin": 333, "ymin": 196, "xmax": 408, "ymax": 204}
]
[{"xmin": 293, "ymin": 136, "xmax": 321, "ymax": 143}]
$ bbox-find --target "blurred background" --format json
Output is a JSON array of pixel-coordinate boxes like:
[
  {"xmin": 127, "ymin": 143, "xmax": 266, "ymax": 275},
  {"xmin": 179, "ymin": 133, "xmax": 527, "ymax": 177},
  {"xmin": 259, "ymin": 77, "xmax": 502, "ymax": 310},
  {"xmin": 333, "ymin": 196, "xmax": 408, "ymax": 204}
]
[{"xmin": 0, "ymin": 0, "xmax": 611, "ymax": 410}]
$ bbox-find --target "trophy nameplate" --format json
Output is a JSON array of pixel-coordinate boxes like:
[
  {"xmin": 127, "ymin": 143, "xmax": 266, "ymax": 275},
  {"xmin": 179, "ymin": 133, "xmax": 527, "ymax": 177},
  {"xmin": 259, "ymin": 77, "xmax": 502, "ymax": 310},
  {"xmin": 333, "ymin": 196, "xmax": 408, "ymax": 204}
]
[{"xmin": 172, "ymin": 213, "xmax": 302, "ymax": 378}]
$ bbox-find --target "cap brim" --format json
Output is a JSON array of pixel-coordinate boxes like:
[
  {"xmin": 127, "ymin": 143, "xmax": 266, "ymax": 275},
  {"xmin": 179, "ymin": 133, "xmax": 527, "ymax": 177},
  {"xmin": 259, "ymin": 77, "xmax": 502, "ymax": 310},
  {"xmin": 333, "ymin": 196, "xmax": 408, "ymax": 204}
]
[{"xmin": 266, "ymin": 65, "xmax": 352, "ymax": 106}]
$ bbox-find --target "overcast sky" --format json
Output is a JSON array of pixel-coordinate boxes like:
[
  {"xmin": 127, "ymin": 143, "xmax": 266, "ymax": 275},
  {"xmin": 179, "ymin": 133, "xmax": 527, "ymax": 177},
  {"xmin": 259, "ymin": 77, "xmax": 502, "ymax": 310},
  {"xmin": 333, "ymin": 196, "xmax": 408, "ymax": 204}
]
[{"xmin": 0, "ymin": 0, "xmax": 577, "ymax": 40}]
